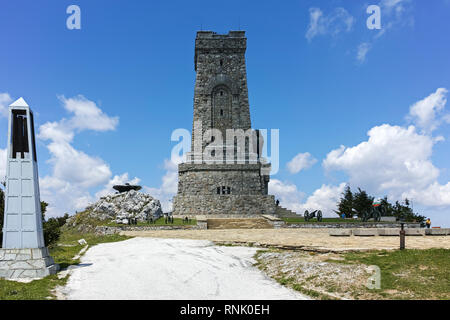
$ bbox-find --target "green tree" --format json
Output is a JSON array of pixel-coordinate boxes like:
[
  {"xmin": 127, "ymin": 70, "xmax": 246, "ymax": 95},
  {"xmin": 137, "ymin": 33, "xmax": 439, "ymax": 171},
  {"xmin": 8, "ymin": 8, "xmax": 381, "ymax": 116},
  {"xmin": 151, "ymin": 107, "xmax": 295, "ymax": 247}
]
[
  {"xmin": 336, "ymin": 185, "xmax": 353, "ymax": 218},
  {"xmin": 380, "ymin": 196, "xmax": 394, "ymax": 216},
  {"xmin": 353, "ymin": 188, "xmax": 374, "ymax": 218},
  {"xmin": 392, "ymin": 199, "xmax": 425, "ymax": 223}
]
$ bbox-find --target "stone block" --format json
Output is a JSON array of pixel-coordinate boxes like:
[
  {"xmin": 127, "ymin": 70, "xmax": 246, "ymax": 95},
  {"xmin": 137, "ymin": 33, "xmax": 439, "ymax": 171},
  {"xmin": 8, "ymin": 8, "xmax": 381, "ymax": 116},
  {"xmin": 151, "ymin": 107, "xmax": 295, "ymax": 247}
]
[
  {"xmin": 4, "ymin": 253, "xmax": 17, "ymax": 260},
  {"xmin": 380, "ymin": 217, "xmax": 397, "ymax": 222},
  {"xmin": 353, "ymin": 229, "xmax": 378, "ymax": 236},
  {"xmin": 329, "ymin": 229, "xmax": 352, "ymax": 236},
  {"xmin": 405, "ymin": 229, "xmax": 425, "ymax": 236},
  {"xmin": 10, "ymin": 261, "xmax": 32, "ymax": 269},
  {"xmin": 378, "ymin": 228, "xmax": 400, "ymax": 236},
  {"xmin": 15, "ymin": 254, "xmax": 32, "ymax": 261},
  {"xmin": 21, "ymin": 269, "xmax": 37, "ymax": 278},
  {"xmin": 425, "ymin": 228, "xmax": 449, "ymax": 236},
  {"xmin": 31, "ymin": 248, "xmax": 45, "ymax": 259}
]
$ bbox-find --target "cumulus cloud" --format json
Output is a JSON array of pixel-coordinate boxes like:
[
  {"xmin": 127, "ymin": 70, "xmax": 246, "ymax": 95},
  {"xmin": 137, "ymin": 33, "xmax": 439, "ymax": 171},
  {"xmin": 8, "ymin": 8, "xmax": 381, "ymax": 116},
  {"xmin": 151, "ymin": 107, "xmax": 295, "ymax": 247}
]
[
  {"xmin": 269, "ymin": 179, "xmax": 345, "ymax": 217},
  {"xmin": 407, "ymin": 88, "xmax": 448, "ymax": 134},
  {"xmin": 324, "ymin": 124, "xmax": 439, "ymax": 197},
  {"xmin": 59, "ymin": 95, "xmax": 119, "ymax": 132},
  {"xmin": 323, "ymin": 88, "xmax": 450, "ymax": 208},
  {"xmin": 305, "ymin": 7, "xmax": 354, "ymax": 41},
  {"xmin": 37, "ymin": 95, "xmax": 120, "ymax": 217},
  {"xmin": 0, "ymin": 93, "xmax": 12, "ymax": 118},
  {"xmin": 286, "ymin": 152, "xmax": 317, "ymax": 174},
  {"xmin": 269, "ymin": 179, "xmax": 305, "ymax": 213}
]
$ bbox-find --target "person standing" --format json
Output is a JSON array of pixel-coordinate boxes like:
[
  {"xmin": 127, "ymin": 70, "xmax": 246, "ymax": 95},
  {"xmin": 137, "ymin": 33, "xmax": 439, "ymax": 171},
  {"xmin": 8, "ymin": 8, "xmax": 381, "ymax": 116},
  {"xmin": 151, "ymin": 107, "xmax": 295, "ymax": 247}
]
[{"xmin": 426, "ymin": 218, "xmax": 431, "ymax": 229}]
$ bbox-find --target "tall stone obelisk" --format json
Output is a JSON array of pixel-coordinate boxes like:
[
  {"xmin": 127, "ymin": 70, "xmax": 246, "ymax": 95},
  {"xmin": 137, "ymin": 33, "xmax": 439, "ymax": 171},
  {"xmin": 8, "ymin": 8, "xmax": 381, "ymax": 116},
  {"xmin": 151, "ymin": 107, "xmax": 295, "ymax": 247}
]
[{"xmin": 0, "ymin": 97, "xmax": 59, "ymax": 280}]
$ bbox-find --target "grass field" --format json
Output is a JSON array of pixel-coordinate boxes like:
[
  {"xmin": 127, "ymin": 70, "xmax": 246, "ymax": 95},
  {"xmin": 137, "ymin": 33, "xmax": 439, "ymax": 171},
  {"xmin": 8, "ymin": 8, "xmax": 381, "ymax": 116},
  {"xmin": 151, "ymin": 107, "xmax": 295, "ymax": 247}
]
[
  {"xmin": 0, "ymin": 232, "xmax": 130, "ymax": 300},
  {"xmin": 336, "ymin": 249, "xmax": 450, "ymax": 300},
  {"xmin": 256, "ymin": 248, "xmax": 450, "ymax": 300}
]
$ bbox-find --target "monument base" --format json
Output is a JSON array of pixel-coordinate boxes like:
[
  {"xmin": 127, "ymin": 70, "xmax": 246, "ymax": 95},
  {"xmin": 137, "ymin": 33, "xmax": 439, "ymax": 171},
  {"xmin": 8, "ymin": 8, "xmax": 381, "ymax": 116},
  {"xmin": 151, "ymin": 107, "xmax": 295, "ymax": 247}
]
[{"xmin": 0, "ymin": 247, "xmax": 59, "ymax": 281}]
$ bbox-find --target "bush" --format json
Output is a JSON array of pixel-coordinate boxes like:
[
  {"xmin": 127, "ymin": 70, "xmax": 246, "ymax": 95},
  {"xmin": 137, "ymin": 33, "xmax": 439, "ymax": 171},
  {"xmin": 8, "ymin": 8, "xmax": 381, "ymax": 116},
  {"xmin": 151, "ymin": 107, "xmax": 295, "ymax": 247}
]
[{"xmin": 42, "ymin": 213, "xmax": 70, "ymax": 247}]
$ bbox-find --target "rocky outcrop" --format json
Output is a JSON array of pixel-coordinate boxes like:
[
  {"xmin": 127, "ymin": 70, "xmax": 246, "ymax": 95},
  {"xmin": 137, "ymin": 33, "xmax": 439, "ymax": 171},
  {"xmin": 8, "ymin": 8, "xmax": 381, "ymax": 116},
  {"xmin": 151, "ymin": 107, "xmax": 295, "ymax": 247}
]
[{"xmin": 66, "ymin": 190, "xmax": 163, "ymax": 228}]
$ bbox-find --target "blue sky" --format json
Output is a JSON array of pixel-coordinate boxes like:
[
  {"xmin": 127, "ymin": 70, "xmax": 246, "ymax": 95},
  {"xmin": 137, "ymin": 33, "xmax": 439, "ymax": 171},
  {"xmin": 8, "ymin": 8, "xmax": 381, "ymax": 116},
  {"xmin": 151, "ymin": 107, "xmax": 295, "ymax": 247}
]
[{"xmin": 1, "ymin": 0, "xmax": 450, "ymax": 226}]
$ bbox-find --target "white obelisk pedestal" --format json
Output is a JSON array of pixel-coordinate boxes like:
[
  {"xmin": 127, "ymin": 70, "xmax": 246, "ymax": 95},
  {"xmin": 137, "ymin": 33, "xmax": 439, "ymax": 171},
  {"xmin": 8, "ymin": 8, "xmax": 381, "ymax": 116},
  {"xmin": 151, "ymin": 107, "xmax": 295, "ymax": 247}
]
[{"xmin": 0, "ymin": 97, "xmax": 59, "ymax": 281}]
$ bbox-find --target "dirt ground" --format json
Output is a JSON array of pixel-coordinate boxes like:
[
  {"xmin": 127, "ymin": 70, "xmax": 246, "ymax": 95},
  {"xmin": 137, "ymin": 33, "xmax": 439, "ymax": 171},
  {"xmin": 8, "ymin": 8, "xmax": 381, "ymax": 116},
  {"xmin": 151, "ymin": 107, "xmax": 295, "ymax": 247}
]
[{"xmin": 121, "ymin": 228, "xmax": 450, "ymax": 252}]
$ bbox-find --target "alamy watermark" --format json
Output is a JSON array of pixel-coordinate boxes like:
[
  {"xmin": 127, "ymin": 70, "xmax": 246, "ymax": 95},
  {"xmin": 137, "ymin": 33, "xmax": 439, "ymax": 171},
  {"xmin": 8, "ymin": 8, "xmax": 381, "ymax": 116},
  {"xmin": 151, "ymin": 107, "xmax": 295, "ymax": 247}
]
[
  {"xmin": 66, "ymin": 5, "xmax": 81, "ymax": 30},
  {"xmin": 170, "ymin": 122, "xmax": 279, "ymax": 175},
  {"xmin": 367, "ymin": 5, "xmax": 382, "ymax": 30}
]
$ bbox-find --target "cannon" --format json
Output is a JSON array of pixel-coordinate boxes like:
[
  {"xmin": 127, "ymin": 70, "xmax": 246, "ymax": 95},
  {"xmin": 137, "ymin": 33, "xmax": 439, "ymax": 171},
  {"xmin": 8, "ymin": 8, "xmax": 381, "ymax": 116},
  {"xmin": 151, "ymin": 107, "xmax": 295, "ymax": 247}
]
[
  {"xmin": 362, "ymin": 200, "xmax": 385, "ymax": 222},
  {"xmin": 304, "ymin": 210, "xmax": 323, "ymax": 222}
]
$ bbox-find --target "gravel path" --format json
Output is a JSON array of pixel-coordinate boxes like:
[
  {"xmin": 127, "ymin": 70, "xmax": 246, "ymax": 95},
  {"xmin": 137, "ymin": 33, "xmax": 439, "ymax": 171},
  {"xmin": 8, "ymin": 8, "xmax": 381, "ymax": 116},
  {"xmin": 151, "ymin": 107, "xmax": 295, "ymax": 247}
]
[{"xmin": 59, "ymin": 237, "xmax": 308, "ymax": 300}]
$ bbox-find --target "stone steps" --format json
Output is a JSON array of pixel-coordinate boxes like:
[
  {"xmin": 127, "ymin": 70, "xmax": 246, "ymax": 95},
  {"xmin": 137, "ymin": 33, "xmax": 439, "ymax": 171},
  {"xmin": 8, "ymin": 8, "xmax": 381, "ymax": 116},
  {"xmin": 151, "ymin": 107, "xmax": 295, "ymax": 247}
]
[
  {"xmin": 275, "ymin": 205, "xmax": 299, "ymax": 218},
  {"xmin": 207, "ymin": 218, "xmax": 273, "ymax": 230}
]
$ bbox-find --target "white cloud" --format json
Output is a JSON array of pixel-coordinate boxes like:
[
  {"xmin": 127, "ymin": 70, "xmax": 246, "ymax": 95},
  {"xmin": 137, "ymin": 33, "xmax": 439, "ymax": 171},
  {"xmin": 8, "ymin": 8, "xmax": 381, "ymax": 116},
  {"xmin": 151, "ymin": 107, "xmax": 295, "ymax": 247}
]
[
  {"xmin": 323, "ymin": 88, "xmax": 450, "ymax": 208},
  {"xmin": 356, "ymin": 42, "xmax": 371, "ymax": 63},
  {"xmin": 404, "ymin": 182, "xmax": 450, "ymax": 208},
  {"xmin": 286, "ymin": 152, "xmax": 317, "ymax": 174},
  {"xmin": 305, "ymin": 7, "xmax": 354, "ymax": 41},
  {"xmin": 324, "ymin": 124, "xmax": 439, "ymax": 196},
  {"xmin": 59, "ymin": 95, "xmax": 119, "ymax": 132},
  {"xmin": 269, "ymin": 179, "xmax": 345, "ymax": 217},
  {"xmin": 144, "ymin": 157, "xmax": 180, "ymax": 213},
  {"xmin": 407, "ymin": 88, "xmax": 448, "ymax": 133},
  {"xmin": 0, "ymin": 148, "xmax": 6, "ymax": 182},
  {"xmin": 374, "ymin": 0, "xmax": 414, "ymax": 39},
  {"xmin": 37, "ymin": 95, "xmax": 120, "ymax": 217},
  {"xmin": 0, "ymin": 93, "xmax": 12, "ymax": 118},
  {"xmin": 298, "ymin": 183, "xmax": 346, "ymax": 216},
  {"xmin": 269, "ymin": 179, "xmax": 305, "ymax": 213}
]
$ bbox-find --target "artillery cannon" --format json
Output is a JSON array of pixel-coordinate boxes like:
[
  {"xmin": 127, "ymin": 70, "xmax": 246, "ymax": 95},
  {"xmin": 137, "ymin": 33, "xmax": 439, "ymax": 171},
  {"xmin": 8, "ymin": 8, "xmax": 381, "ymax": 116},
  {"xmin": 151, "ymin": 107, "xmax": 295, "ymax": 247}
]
[
  {"xmin": 361, "ymin": 200, "xmax": 385, "ymax": 222},
  {"xmin": 304, "ymin": 210, "xmax": 323, "ymax": 222}
]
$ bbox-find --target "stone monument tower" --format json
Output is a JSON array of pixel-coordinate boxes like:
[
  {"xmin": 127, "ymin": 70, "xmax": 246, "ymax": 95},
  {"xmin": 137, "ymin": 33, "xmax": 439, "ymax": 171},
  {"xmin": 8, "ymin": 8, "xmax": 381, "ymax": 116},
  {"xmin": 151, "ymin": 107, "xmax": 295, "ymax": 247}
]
[
  {"xmin": 172, "ymin": 31, "xmax": 276, "ymax": 216},
  {"xmin": 0, "ymin": 97, "xmax": 59, "ymax": 280}
]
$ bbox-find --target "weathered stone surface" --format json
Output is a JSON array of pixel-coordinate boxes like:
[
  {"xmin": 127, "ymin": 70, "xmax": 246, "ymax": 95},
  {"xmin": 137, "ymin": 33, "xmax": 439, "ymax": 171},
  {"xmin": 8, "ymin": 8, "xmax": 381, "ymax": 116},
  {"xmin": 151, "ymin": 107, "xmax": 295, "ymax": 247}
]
[
  {"xmin": 66, "ymin": 190, "xmax": 163, "ymax": 226},
  {"xmin": 173, "ymin": 31, "xmax": 275, "ymax": 217},
  {"xmin": 0, "ymin": 248, "xmax": 59, "ymax": 281},
  {"xmin": 380, "ymin": 217, "xmax": 397, "ymax": 222},
  {"xmin": 405, "ymin": 229, "xmax": 425, "ymax": 236},
  {"xmin": 329, "ymin": 229, "xmax": 352, "ymax": 236},
  {"xmin": 425, "ymin": 228, "xmax": 450, "ymax": 236},
  {"xmin": 353, "ymin": 229, "xmax": 378, "ymax": 236},
  {"xmin": 378, "ymin": 228, "xmax": 400, "ymax": 236}
]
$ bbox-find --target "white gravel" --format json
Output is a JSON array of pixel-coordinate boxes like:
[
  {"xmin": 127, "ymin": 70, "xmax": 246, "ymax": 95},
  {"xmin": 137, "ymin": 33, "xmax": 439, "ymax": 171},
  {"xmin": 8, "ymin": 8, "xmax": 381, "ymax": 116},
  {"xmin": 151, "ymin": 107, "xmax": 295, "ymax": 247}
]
[{"xmin": 60, "ymin": 237, "xmax": 308, "ymax": 300}]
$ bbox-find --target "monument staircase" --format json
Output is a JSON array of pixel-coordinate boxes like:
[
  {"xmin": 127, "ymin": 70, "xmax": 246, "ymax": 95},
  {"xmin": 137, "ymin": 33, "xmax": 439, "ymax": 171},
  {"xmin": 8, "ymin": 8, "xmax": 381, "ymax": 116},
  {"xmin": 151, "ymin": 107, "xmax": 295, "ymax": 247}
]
[
  {"xmin": 207, "ymin": 218, "xmax": 273, "ymax": 230},
  {"xmin": 275, "ymin": 205, "xmax": 300, "ymax": 218}
]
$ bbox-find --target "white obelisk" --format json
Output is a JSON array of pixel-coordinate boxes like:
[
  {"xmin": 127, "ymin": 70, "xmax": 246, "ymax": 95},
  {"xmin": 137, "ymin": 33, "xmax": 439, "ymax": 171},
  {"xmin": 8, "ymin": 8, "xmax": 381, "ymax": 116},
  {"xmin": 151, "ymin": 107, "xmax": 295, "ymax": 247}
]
[{"xmin": 0, "ymin": 98, "xmax": 58, "ymax": 280}]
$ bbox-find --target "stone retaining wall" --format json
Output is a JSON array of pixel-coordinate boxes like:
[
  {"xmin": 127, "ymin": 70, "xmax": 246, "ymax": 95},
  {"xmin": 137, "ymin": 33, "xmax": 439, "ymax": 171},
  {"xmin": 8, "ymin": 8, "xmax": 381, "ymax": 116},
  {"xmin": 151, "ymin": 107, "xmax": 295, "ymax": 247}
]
[
  {"xmin": 94, "ymin": 224, "xmax": 207, "ymax": 235},
  {"xmin": 282, "ymin": 223, "xmax": 421, "ymax": 229}
]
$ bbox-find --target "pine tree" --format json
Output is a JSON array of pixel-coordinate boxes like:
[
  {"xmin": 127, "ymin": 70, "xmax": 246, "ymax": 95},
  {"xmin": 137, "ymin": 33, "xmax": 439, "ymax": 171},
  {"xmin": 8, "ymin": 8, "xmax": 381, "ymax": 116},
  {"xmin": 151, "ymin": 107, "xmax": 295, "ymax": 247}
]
[
  {"xmin": 336, "ymin": 185, "xmax": 353, "ymax": 218},
  {"xmin": 380, "ymin": 196, "xmax": 394, "ymax": 216},
  {"xmin": 353, "ymin": 188, "xmax": 374, "ymax": 218}
]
